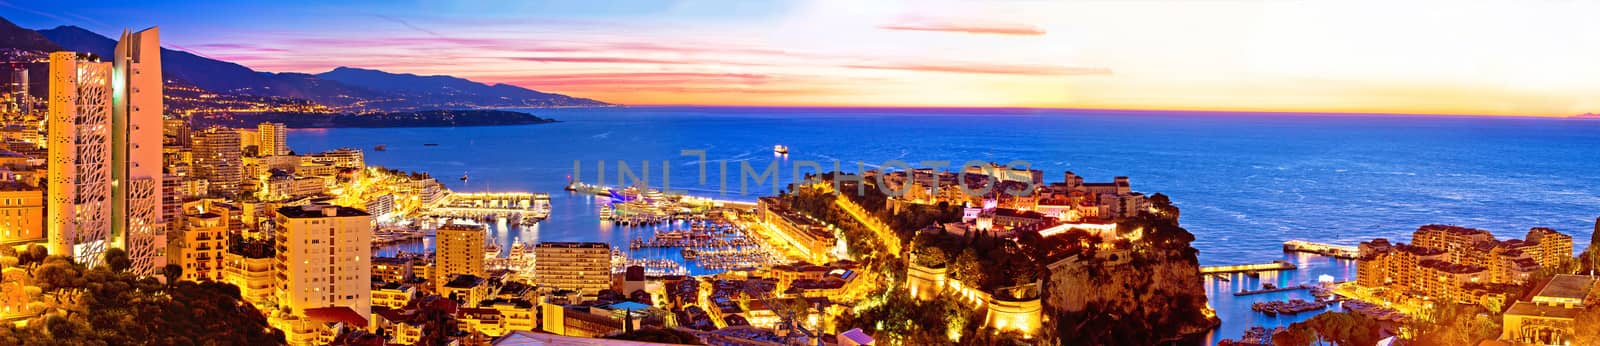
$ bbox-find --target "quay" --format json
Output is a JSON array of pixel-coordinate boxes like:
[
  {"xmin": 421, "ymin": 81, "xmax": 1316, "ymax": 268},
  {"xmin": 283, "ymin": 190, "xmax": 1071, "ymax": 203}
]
[
  {"xmin": 1283, "ymin": 240, "xmax": 1359, "ymax": 259},
  {"xmin": 1200, "ymin": 260, "xmax": 1297, "ymax": 275},
  {"xmin": 426, "ymin": 192, "xmax": 551, "ymax": 224},
  {"xmin": 1234, "ymin": 284, "xmax": 1311, "ymax": 296}
]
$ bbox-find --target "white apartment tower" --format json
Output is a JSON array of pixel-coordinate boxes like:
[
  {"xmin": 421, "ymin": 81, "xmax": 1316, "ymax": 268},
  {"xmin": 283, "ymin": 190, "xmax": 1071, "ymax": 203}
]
[
  {"xmin": 274, "ymin": 205, "xmax": 372, "ymax": 321},
  {"xmin": 45, "ymin": 27, "xmax": 167, "ymax": 274},
  {"xmin": 112, "ymin": 27, "xmax": 167, "ymax": 275}
]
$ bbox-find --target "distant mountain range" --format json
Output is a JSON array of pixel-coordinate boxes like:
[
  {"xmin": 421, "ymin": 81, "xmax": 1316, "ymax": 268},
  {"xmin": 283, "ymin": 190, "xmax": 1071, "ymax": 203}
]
[{"xmin": 12, "ymin": 22, "xmax": 607, "ymax": 111}]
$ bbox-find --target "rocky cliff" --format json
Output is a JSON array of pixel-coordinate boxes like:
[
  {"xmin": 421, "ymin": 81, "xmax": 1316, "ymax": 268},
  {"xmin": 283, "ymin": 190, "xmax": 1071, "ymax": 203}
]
[{"xmin": 1041, "ymin": 215, "xmax": 1219, "ymax": 345}]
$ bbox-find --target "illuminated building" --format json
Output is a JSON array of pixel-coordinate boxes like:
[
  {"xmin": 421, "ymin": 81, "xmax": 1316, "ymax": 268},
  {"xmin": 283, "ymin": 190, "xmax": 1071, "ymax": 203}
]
[
  {"xmin": 258, "ymin": 122, "xmax": 287, "ymax": 156},
  {"xmin": 0, "ymin": 182, "xmax": 44, "ymax": 249},
  {"xmin": 46, "ymin": 51, "xmax": 112, "ymax": 266},
  {"xmin": 1501, "ymin": 275, "xmax": 1596, "ymax": 344},
  {"xmin": 274, "ymin": 205, "xmax": 371, "ymax": 322},
  {"xmin": 907, "ymin": 253, "xmax": 1043, "ymax": 338},
  {"xmin": 222, "ymin": 242, "xmax": 276, "ymax": 309},
  {"xmin": 756, "ymin": 197, "xmax": 835, "ymax": 264},
  {"xmin": 435, "ymin": 223, "xmax": 486, "ymax": 293},
  {"xmin": 305, "ymin": 148, "xmax": 364, "ymax": 169},
  {"xmin": 169, "ymin": 212, "xmax": 225, "ymax": 281},
  {"xmin": 109, "ymin": 27, "xmax": 168, "ymax": 276},
  {"xmin": 193, "ymin": 127, "xmax": 243, "ymax": 196},
  {"xmin": 371, "ymin": 256, "xmax": 415, "ymax": 284},
  {"xmin": 371, "ymin": 282, "xmax": 417, "ymax": 309},
  {"xmin": 533, "ymin": 242, "xmax": 612, "ymax": 297},
  {"xmin": 1358, "ymin": 225, "xmax": 1577, "ymax": 304}
]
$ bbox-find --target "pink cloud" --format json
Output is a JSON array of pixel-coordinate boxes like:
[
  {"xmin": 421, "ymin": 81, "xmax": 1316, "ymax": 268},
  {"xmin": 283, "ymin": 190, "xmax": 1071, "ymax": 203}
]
[
  {"xmin": 844, "ymin": 62, "xmax": 1110, "ymax": 76},
  {"xmin": 507, "ymin": 56, "xmax": 700, "ymax": 65},
  {"xmin": 879, "ymin": 18, "xmax": 1046, "ymax": 36}
]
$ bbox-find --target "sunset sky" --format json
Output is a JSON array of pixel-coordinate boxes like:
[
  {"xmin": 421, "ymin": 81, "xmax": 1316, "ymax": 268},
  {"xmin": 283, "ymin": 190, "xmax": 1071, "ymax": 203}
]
[{"xmin": 7, "ymin": 0, "xmax": 1600, "ymax": 116}]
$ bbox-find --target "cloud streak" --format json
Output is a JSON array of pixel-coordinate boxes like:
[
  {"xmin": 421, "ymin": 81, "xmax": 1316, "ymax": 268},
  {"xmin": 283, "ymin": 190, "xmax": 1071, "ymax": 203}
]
[
  {"xmin": 879, "ymin": 18, "xmax": 1046, "ymax": 36},
  {"xmin": 844, "ymin": 63, "xmax": 1110, "ymax": 76}
]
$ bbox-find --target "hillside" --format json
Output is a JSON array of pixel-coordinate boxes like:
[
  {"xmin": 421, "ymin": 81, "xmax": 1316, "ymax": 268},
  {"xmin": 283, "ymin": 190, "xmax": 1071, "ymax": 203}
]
[
  {"xmin": 0, "ymin": 17, "xmax": 61, "ymax": 52},
  {"xmin": 33, "ymin": 24, "xmax": 609, "ymax": 111},
  {"xmin": 315, "ymin": 66, "xmax": 608, "ymax": 109}
]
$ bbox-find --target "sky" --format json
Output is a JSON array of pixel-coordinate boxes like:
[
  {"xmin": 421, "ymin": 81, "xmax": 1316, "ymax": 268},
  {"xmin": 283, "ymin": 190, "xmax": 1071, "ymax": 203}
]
[{"xmin": 5, "ymin": 0, "xmax": 1600, "ymax": 116}]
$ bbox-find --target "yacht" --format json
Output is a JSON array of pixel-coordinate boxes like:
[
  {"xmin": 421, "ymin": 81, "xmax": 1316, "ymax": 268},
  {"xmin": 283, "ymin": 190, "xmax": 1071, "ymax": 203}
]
[{"xmin": 773, "ymin": 144, "xmax": 789, "ymax": 155}]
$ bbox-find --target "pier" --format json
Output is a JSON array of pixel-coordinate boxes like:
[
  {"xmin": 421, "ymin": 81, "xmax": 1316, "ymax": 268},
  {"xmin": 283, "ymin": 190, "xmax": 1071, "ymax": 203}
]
[
  {"xmin": 426, "ymin": 192, "xmax": 551, "ymax": 223},
  {"xmin": 1283, "ymin": 240, "xmax": 1359, "ymax": 259},
  {"xmin": 1200, "ymin": 260, "xmax": 1297, "ymax": 274}
]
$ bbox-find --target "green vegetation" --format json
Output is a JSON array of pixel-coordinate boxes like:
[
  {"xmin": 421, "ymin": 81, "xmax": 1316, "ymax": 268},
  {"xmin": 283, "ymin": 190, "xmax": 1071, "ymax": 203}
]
[
  {"xmin": 1270, "ymin": 311, "xmax": 1384, "ymax": 346},
  {"xmin": 0, "ymin": 251, "xmax": 284, "ymax": 345},
  {"xmin": 606, "ymin": 327, "xmax": 705, "ymax": 345}
]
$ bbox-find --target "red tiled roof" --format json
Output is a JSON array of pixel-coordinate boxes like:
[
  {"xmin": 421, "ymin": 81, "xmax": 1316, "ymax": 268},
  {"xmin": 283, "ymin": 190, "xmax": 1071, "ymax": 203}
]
[{"xmin": 303, "ymin": 307, "xmax": 368, "ymax": 328}]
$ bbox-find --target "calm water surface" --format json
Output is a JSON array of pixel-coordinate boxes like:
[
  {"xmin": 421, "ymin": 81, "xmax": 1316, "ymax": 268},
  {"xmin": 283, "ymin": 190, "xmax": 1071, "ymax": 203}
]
[{"xmin": 288, "ymin": 106, "xmax": 1600, "ymax": 343}]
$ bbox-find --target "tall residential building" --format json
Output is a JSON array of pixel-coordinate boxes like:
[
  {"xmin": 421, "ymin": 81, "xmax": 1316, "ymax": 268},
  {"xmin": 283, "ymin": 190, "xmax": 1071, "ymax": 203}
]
[
  {"xmin": 435, "ymin": 223, "xmax": 486, "ymax": 294},
  {"xmin": 534, "ymin": 242, "xmax": 612, "ymax": 297},
  {"xmin": 47, "ymin": 51, "xmax": 112, "ymax": 266},
  {"xmin": 45, "ymin": 28, "xmax": 168, "ymax": 274},
  {"xmin": 274, "ymin": 205, "xmax": 372, "ymax": 321},
  {"xmin": 258, "ymin": 122, "xmax": 287, "ymax": 156},
  {"xmin": 110, "ymin": 27, "xmax": 168, "ymax": 275},
  {"xmin": 163, "ymin": 118, "xmax": 190, "ymax": 147},
  {"xmin": 193, "ymin": 127, "xmax": 243, "ymax": 196}
]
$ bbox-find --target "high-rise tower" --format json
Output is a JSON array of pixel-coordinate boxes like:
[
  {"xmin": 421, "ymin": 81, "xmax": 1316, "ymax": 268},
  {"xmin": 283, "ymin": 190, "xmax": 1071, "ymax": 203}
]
[
  {"xmin": 46, "ymin": 27, "xmax": 167, "ymax": 274},
  {"xmin": 111, "ymin": 27, "xmax": 166, "ymax": 275},
  {"xmin": 257, "ymin": 122, "xmax": 286, "ymax": 156},
  {"xmin": 47, "ymin": 52, "xmax": 113, "ymax": 267}
]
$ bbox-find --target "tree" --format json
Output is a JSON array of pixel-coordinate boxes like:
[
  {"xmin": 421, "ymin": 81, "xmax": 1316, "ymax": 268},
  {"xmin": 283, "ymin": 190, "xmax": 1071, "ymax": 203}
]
[
  {"xmin": 164, "ymin": 264, "xmax": 184, "ymax": 284},
  {"xmin": 1572, "ymin": 306, "xmax": 1600, "ymax": 346},
  {"xmin": 951, "ymin": 248, "xmax": 982, "ymax": 284},
  {"xmin": 0, "ymin": 256, "xmax": 286, "ymax": 345},
  {"xmin": 104, "ymin": 248, "xmax": 131, "ymax": 273},
  {"xmin": 1271, "ymin": 327, "xmax": 1314, "ymax": 346},
  {"xmin": 25, "ymin": 244, "xmax": 46, "ymax": 265}
]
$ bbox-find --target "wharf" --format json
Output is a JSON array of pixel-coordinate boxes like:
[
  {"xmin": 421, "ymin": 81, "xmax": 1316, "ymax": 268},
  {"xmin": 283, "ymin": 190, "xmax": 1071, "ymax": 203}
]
[
  {"xmin": 1200, "ymin": 260, "xmax": 1297, "ymax": 275},
  {"xmin": 1283, "ymin": 240, "xmax": 1359, "ymax": 259},
  {"xmin": 1234, "ymin": 284, "xmax": 1311, "ymax": 296}
]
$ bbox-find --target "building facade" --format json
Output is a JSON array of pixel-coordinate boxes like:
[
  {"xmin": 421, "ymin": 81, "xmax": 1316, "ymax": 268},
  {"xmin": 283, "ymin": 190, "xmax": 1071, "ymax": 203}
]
[
  {"xmin": 0, "ymin": 183, "xmax": 44, "ymax": 248},
  {"xmin": 110, "ymin": 27, "xmax": 167, "ymax": 276},
  {"xmin": 435, "ymin": 223, "xmax": 486, "ymax": 293},
  {"xmin": 274, "ymin": 205, "xmax": 372, "ymax": 321},
  {"xmin": 47, "ymin": 51, "xmax": 112, "ymax": 266},
  {"xmin": 192, "ymin": 127, "xmax": 243, "ymax": 196},
  {"xmin": 534, "ymin": 242, "xmax": 612, "ymax": 297},
  {"xmin": 258, "ymin": 122, "xmax": 287, "ymax": 156}
]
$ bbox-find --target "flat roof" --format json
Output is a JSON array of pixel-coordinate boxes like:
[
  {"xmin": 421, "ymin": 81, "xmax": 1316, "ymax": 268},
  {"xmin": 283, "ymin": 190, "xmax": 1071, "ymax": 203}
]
[
  {"xmin": 1504, "ymin": 301, "xmax": 1582, "ymax": 319},
  {"xmin": 1535, "ymin": 275, "xmax": 1595, "ymax": 301},
  {"xmin": 276, "ymin": 205, "xmax": 369, "ymax": 218}
]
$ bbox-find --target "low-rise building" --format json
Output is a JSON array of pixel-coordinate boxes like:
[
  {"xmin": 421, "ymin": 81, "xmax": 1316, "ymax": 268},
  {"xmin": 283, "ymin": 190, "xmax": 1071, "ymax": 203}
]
[{"xmin": 1501, "ymin": 275, "xmax": 1596, "ymax": 345}]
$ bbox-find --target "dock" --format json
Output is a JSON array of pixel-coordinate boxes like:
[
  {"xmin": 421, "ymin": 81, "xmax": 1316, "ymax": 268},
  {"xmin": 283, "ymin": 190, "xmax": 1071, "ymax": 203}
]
[
  {"xmin": 1283, "ymin": 240, "xmax": 1359, "ymax": 259},
  {"xmin": 1200, "ymin": 260, "xmax": 1297, "ymax": 275},
  {"xmin": 1234, "ymin": 284, "xmax": 1311, "ymax": 296},
  {"xmin": 426, "ymin": 192, "xmax": 551, "ymax": 223}
]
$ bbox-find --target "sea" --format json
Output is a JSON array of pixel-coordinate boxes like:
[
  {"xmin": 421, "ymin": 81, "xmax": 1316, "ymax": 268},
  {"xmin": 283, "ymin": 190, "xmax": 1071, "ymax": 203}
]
[{"xmin": 286, "ymin": 106, "xmax": 1600, "ymax": 344}]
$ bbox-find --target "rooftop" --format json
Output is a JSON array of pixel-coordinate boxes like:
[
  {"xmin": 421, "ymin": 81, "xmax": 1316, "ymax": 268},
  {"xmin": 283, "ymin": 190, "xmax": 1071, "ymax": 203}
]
[
  {"xmin": 1504, "ymin": 301, "xmax": 1583, "ymax": 319},
  {"xmin": 276, "ymin": 204, "xmax": 369, "ymax": 218},
  {"xmin": 302, "ymin": 306, "xmax": 368, "ymax": 328},
  {"xmin": 1534, "ymin": 275, "xmax": 1595, "ymax": 301},
  {"xmin": 535, "ymin": 241, "xmax": 610, "ymax": 249}
]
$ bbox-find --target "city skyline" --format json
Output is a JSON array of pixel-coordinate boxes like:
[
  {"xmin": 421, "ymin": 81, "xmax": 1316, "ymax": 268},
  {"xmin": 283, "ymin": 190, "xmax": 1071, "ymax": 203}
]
[{"xmin": 6, "ymin": 0, "xmax": 1600, "ymax": 116}]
